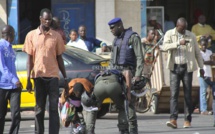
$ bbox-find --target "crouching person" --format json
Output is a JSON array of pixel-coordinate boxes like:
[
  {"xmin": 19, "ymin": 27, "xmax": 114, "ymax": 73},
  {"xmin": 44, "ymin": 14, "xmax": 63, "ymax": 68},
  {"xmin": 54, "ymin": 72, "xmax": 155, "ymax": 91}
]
[
  {"xmin": 82, "ymin": 70, "xmax": 130, "ymax": 134},
  {"xmin": 60, "ymin": 78, "xmax": 94, "ymax": 133}
]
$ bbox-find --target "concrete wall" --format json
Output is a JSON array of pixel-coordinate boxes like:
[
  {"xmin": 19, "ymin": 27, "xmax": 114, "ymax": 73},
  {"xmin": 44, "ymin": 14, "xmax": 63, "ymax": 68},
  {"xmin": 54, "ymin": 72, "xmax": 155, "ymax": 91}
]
[
  {"xmin": 95, "ymin": 0, "xmax": 141, "ymax": 45},
  {"xmin": 115, "ymin": 0, "xmax": 141, "ymax": 36},
  {"xmin": 95, "ymin": 0, "xmax": 115, "ymax": 45},
  {"xmin": 0, "ymin": 0, "xmax": 7, "ymax": 37},
  {"xmin": 1, "ymin": 0, "xmax": 141, "ymax": 44}
]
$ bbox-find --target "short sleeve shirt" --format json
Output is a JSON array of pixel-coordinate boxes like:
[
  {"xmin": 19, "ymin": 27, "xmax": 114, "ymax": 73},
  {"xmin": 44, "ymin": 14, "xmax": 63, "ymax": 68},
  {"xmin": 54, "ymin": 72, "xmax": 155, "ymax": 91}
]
[
  {"xmin": 141, "ymin": 37, "xmax": 156, "ymax": 65},
  {"xmin": 22, "ymin": 27, "xmax": 65, "ymax": 78},
  {"xmin": 197, "ymin": 49, "xmax": 213, "ymax": 77}
]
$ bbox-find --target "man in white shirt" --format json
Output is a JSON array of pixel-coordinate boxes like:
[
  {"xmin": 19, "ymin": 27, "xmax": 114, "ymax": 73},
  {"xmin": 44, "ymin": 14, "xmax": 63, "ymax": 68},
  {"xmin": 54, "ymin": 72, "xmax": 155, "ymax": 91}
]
[
  {"xmin": 198, "ymin": 37, "xmax": 215, "ymax": 115},
  {"xmin": 67, "ymin": 29, "xmax": 88, "ymax": 51}
]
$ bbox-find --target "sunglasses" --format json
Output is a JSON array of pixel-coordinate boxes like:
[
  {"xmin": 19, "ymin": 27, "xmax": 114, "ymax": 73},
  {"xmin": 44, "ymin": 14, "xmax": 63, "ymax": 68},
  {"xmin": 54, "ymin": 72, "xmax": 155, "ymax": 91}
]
[{"xmin": 110, "ymin": 25, "xmax": 116, "ymax": 29}]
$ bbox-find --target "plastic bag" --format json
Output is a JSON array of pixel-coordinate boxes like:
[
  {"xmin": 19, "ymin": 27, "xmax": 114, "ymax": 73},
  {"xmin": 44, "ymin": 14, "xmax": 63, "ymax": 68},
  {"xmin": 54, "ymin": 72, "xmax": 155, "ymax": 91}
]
[{"xmin": 60, "ymin": 99, "xmax": 76, "ymax": 127}]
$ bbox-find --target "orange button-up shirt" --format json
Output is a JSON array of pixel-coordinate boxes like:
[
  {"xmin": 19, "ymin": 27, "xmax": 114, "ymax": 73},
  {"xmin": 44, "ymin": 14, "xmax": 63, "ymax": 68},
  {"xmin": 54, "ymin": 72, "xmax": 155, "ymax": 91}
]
[{"xmin": 22, "ymin": 27, "xmax": 65, "ymax": 78}]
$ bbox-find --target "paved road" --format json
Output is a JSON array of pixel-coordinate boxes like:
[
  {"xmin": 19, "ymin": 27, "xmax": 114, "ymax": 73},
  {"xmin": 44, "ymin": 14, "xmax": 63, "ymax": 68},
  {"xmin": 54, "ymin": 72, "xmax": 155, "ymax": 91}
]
[{"xmin": 5, "ymin": 111, "xmax": 215, "ymax": 134}]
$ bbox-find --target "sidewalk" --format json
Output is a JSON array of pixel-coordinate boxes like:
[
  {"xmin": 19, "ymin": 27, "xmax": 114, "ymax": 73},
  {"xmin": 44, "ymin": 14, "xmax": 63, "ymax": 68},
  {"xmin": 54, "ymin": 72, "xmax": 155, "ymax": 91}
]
[
  {"xmin": 5, "ymin": 111, "xmax": 215, "ymax": 134},
  {"xmin": 6, "ymin": 111, "xmax": 49, "ymax": 121}
]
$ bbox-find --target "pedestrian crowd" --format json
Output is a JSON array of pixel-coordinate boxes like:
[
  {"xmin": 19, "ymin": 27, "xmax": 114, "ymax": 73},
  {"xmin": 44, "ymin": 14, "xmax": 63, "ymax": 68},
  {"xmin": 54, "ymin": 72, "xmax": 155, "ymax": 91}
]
[{"xmin": 1, "ymin": 7, "xmax": 215, "ymax": 134}]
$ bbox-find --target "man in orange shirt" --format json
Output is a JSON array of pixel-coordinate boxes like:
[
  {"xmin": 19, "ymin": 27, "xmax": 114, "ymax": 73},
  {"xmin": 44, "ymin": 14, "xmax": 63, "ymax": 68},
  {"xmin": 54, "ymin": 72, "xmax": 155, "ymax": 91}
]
[{"xmin": 22, "ymin": 8, "xmax": 68, "ymax": 134}]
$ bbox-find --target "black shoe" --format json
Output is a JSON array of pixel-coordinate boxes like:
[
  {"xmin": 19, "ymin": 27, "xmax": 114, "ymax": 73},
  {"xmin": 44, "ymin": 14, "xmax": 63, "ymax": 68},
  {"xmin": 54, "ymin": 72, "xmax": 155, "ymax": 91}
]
[
  {"xmin": 130, "ymin": 132, "xmax": 138, "ymax": 134},
  {"xmin": 86, "ymin": 129, "xmax": 95, "ymax": 134},
  {"xmin": 129, "ymin": 128, "xmax": 138, "ymax": 134},
  {"xmin": 121, "ymin": 130, "xmax": 129, "ymax": 134},
  {"xmin": 129, "ymin": 131, "xmax": 138, "ymax": 134}
]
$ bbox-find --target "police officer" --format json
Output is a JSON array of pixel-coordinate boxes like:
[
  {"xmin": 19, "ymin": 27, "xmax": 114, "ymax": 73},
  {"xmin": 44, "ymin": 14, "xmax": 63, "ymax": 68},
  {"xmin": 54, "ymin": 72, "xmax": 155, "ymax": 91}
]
[
  {"xmin": 108, "ymin": 18, "xmax": 144, "ymax": 134},
  {"xmin": 83, "ymin": 72, "xmax": 129, "ymax": 134}
]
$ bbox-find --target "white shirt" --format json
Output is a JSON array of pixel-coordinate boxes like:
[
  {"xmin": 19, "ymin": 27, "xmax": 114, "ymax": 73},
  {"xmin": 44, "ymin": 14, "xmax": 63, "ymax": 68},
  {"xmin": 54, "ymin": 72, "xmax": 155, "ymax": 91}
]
[
  {"xmin": 174, "ymin": 32, "xmax": 187, "ymax": 64},
  {"xmin": 197, "ymin": 49, "xmax": 213, "ymax": 77},
  {"xmin": 67, "ymin": 39, "xmax": 88, "ymax": 51}
]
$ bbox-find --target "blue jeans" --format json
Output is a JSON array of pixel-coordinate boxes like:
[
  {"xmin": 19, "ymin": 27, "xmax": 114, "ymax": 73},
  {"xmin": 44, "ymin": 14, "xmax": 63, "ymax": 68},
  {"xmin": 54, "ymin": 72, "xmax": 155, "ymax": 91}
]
[
  {"xmin": 203, "ymin": 78, "xmax": 215, "ymax": 121},
  {"xmin": 199, "ymin": 77, "xmax": 209, "ymax": 112},
  {"xmin": 34, "ymin": 77, "xmax": 59, "ymax": 134},
  {"xmin": 213, "ymin": 99, "xmax": 215, "ymax": 121},
  {"xmin": 0, "ymin": 88, "xmax": 21, "ymax": 134}
]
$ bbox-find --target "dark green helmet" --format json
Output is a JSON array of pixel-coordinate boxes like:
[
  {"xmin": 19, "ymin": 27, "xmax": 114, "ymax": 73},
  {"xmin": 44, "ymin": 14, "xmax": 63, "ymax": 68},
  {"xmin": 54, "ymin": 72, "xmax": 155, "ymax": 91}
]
[{"xmin": 132, "ymin": 76, "xmax": 149, "ymax": 90}]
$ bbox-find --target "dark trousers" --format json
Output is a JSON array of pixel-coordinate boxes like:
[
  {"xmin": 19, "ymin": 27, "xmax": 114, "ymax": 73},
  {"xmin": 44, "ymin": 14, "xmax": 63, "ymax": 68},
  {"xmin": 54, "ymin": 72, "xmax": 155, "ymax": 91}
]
[
  {"xmin": 86, "ymin": 74, "xmax": 129, "ymax": 133},
  {"xmin": 34, "ymin": 77, "xmax": 59, "ymax": 134},
  {"xmin": 0, "ymin": 88, "xmax": 21, "ymax": 134},
  {"xmin": 170, "ymin": 64, "xmax": 193, "ymax": 122},
  {"xmin": 204, "ymin": 78, "xmax": 215, "ymax": 99}
]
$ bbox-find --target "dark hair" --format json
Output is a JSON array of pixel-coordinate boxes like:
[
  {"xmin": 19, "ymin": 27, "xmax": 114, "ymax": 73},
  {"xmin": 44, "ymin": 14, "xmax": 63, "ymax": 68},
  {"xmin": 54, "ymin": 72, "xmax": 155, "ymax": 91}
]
[
  {"xmin": 79, "ymin": 25, "xmax": 86, "ymax": 29},
  {"xmin": 1, "ymin": 25, "xmax": 14, "ymax": 38},
  {"xmin": 70, "ymin": 29, "xmax": 77, "ymax": 34},
  {"xmin": 199, "ymin": 36, "xmax": 208, "ymax": 43},
  {"xmin": 165, "ymin": 13, "xmax": 170, "ymax": 21},
  {"xmin": 40, "ymin": 8, "xmax": 51, "ymax": 16},
  {"xmin": 73, "ymin": 83, "xmax": 84, "ymax": 93},
  {"xmin": 177, "ymin": 17, "xmax": 187, "ymax": 24}
]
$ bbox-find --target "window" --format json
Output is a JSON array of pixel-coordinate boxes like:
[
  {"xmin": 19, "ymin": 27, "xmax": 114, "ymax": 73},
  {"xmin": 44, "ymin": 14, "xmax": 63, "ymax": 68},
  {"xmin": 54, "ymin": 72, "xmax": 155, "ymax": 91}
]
[{"xmin": 15, "ymin": 50, "xmax": 27, "ymax": 71}]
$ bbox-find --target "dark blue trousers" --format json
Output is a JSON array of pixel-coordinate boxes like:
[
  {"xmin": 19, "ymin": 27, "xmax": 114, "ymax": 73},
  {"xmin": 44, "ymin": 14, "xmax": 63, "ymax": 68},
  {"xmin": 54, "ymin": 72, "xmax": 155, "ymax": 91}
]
[{"xmin": 0, "ymin": 88, "xmax": 21, "ymax": 134}]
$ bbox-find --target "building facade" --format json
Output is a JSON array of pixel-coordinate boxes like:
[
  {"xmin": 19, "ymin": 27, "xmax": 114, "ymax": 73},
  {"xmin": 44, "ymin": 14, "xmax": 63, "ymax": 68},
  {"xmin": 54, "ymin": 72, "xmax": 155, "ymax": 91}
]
[{"xmin": 0, "ymin": 0, "xmax": 144, "ymax": 45}]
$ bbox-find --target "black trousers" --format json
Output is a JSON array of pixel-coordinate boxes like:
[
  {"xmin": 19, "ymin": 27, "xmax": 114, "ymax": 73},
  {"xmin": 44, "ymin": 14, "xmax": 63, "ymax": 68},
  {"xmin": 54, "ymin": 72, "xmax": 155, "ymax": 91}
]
[
  {"xmin": 169, "ymin": 64, "xmax": 193, "ymax": 122},
  {"xmin": 0, "ymin": 88, "xmax": 21, "ymax": 134},
  {"xmin": 34, "ymin": 77, "xmax": 59, "ymax": 134}
]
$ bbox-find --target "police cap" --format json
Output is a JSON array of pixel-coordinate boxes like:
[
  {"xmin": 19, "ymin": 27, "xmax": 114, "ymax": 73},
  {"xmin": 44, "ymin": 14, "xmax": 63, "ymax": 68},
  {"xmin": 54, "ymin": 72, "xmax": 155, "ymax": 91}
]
[{"xmin": 108, "ymin": 17, "xmax": 122, "ymax": 26}]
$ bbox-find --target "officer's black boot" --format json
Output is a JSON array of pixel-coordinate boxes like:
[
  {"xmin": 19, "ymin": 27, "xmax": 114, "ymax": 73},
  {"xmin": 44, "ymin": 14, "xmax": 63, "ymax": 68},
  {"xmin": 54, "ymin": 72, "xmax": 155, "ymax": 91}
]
[
  {"xmin": 129, "ymin": 128, "xmax": 138, "ymax": 134},
  {"xmin": 86, "ymin": 130, "xmax": 95, "ymax": 134},
  {"xmin": 120, "ymin": 129, "xmax": 129, "ymax": 134}
]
